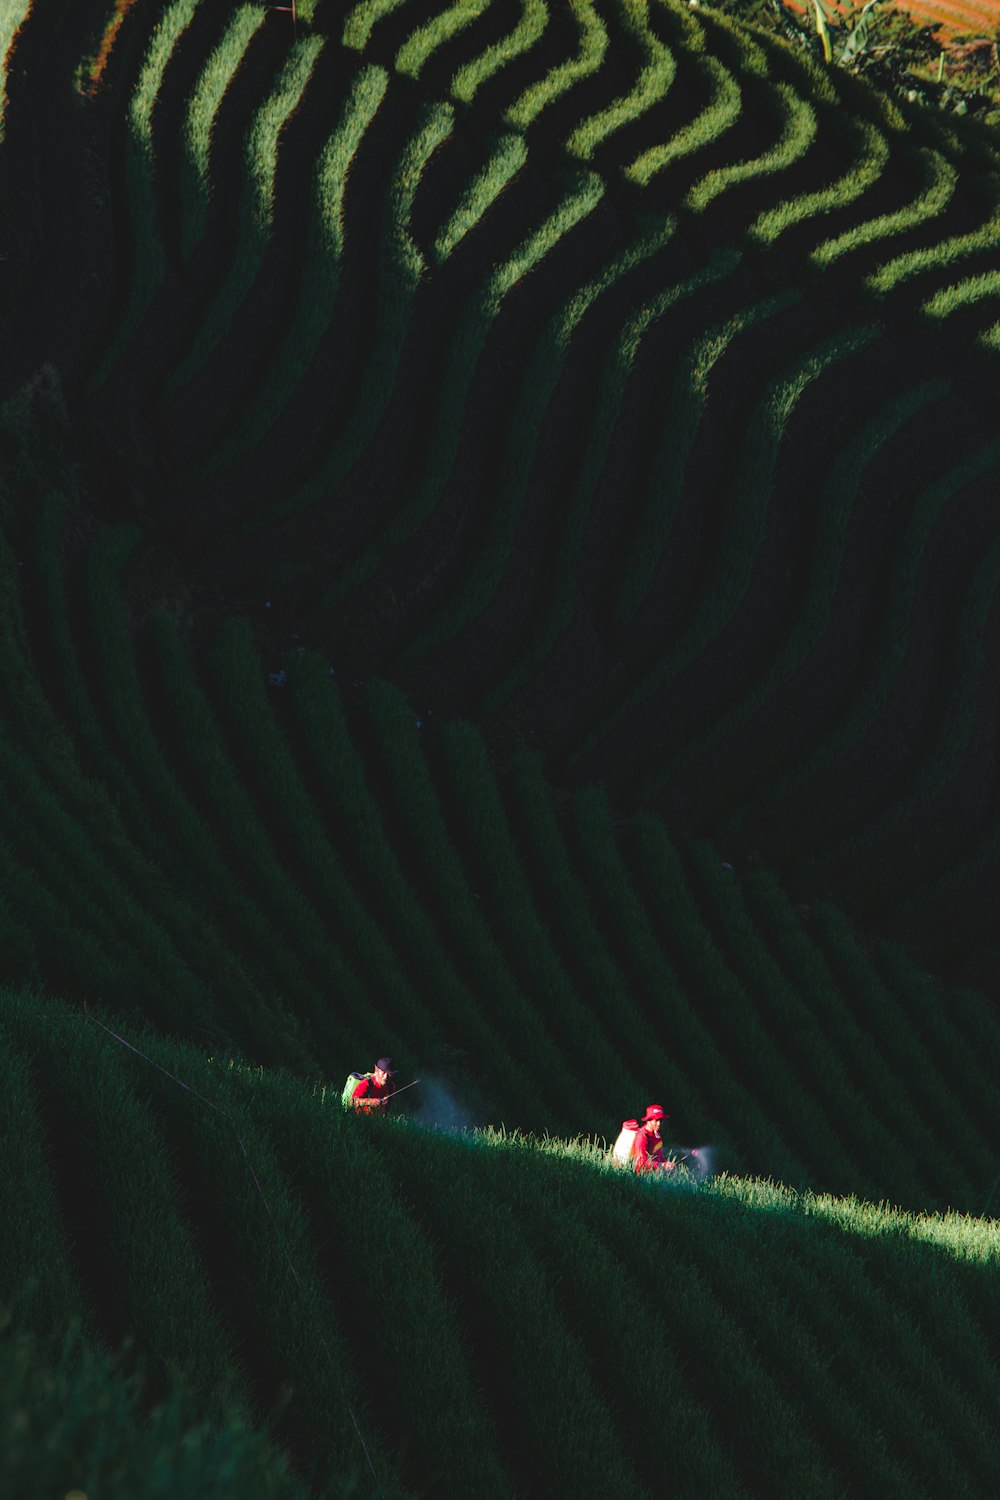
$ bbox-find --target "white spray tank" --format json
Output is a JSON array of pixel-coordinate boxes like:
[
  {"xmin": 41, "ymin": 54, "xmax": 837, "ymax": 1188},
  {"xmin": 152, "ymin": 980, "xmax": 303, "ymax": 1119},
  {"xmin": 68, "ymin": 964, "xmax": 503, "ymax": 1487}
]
[{"xmin": 612, "ymin": 1118, "xmax": 639, "ymax": 1166}]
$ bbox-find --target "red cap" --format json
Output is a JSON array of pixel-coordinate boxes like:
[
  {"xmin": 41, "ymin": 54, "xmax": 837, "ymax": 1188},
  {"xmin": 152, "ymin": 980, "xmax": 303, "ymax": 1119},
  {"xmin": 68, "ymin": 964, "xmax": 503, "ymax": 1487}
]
[{"xmin": 643, "ymin": 1104, "xmax": 668, "ymax": 1122}]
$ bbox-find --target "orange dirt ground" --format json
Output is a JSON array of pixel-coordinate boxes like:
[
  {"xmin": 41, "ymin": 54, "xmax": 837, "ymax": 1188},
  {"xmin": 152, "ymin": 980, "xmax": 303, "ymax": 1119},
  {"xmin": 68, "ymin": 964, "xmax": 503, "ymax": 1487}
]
[{"xmin": 786, "ymin": 0, "xmax": 1000, "ymax": 38}]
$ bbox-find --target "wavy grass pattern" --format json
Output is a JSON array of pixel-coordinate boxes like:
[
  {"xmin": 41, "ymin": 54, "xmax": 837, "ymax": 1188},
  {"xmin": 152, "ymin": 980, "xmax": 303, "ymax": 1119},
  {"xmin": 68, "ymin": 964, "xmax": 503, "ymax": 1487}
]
[
  {"xmin": 178, "ymin": 3, "xmax": 267, "ymax": 258},
  {"xmin": 6, "ymin": 0, "xmax": 1000, "ymax": 1487},
  {"xmin": 811, "ymin": 145, "xmax": 958, "ymax": 266},
  {"xmin": 88, "ymin": 0, "xmax": 203, "ymax": 389},
  {"xmin": 565, "ymin": 0, "xmax": 676, "ymax": 161},
  {"xmin": 168, "ymin": 32, "xmax": 326, "ymax": 393},
  {"xmin": 505, "ymin": 0, "xmax": 608, "ymax": 128},
  {"xmin": 451, "ymin": 0, "xmax": 548, "ymax": 103}
]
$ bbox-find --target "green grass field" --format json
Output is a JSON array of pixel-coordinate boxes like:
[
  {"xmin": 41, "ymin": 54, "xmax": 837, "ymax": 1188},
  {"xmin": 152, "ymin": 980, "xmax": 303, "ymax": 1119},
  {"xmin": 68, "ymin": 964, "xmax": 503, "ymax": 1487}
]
[{"xmin": 1, "ymin": 0, "xmax": 999, "ymax": 1494}]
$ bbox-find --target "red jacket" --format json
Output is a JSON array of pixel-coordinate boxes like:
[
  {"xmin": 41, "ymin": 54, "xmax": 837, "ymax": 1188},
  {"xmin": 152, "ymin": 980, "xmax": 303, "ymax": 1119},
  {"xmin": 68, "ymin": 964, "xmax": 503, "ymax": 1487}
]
[
  {"xmin": 633, "ymin": 1123, "xmax": 671, "ymax": 1172},
  {"xmin": 352, "ymin": 1075, "xmax": 395, "ymax": 1110}
]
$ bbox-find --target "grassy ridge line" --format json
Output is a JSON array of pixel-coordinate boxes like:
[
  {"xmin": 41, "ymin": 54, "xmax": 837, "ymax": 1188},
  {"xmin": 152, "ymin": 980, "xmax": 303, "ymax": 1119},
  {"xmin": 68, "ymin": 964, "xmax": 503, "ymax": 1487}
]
[
  {"xmin": 568, "ymin": 291, "xmax": 814, "ymax": 768},
  {"xmin": 178, "ymin": 3, "xmax": 268, "ymax": 260},
  {"xmin": 506, "ymin": 748, "xmax": 728, "ymax": 1142},
  {"xmin": 740, "ymin": 867, "xmax": 997, "ymax": 1204},
  {"xmin": 287, "ymin": 653, "xmax": 531, "ymax": 1118},
  {"xmin": 627, "ymin": 817, "xmax": 874, "ymax": 1196},
  {"xmin": 686, "ymin": 80, "xmax": 817, "ymax": 213},
  {"xmin": 0, "ymin": 0, "xmax": 32, "ymax": 144},
  {"xmin": 0, "ymin": 708, "xmax": 205, "ymax": 1026},
  {"xmin": 802, "ymin": 537, "xmax": 1000, "ymax": 884},
  {"xmin": 808, "ymin": 905, "xmax": 997, "ymax": 1207},
  {"xmin": 505, "ymin": 0, "xmax": 607, "ymax": 129},
  {"xmin": 88, "ymin": 0, "xmax": 203, "ymax": 391},
  {"xmin": 207, "ymin": 619, "xmax": 450, "ymax": 1065},
  {"xmin": 633, "ymin": 324, "xmax": 879, "ymax": 801},
  {"xmin": 626, "ymin": 49, "xmax": 740, "ymax": 185},
  {"xmin": 269, "ymin": 1074, "xmax": 514, "ymax": 1496},
  {"xmin": 748, "ymin": 115, "xmax": 890, "ymax": 246},
  {"xmin": 437, "ymin": 720, "xmax": 646, "ymax": 1111},
  {"xmin": 571, "ymin": 1161, "xmax": 902, "ymax": 1497},
  {"xmin": 131, "ymin": 1045, "xmax": 402, "ymax": 1495},
  {"xmin": 433, "ymin": 127, "xmax": 527, "ymax": 259},
  {"xmin": 867, "ymin": 175, "xmax": 1000, "ymax": 296},
  {"xmin": 811, "ymin": 144, "xmax": 957, "ymax": 267},
  {"xmin": 25, "ymin": 499, "xmax": 315, "ymax": 1064},
  {"xmin": 321, "ymin": 167, "xmax": 604, "ymax": 604},
  {"xmin": 84, "ymin": 526, "xmax": 317, "ymax": 1055},
  {"xmin": 168, "ymin": 32, "xmax": 326, "ymax": 394},
  {"xmin": 342, "ymin": 0, "xmax": 411, "ymax": 52},
  {"xmin": 399, "ymin": 196, "xmax": 676, "ymax": 669},
  {"xmin": 924, "ymin": 264, "xmax": 1000, "ymax": 327},
  {"xmin": 457, "ymin": 1138, "xmax": 747, "ymax": 1497},
  {"xmin": 621, "ymin": 1, "xmax": 772, "ymax": 187},
  {"xmin": 612, "ymin": 288, "xmax": 798, "ymax": 628},
  {"xmin": 565, "ymin": 0, "xmax": 676, "ymax": 161},
  {"xmin": 698, "ymin": 1175, "xmax": 999, "ymax": 1481},
  {"xmin": 451, "ymin": 0, "xmax": 548, "ymax": 103},
  {"xmin": 395, "ymin": 0, "xmax": 484, "ymax": 80},
  {"xmin": 0, "ymin": 513, "xmax": 196, "ymax": 1008},
  {"xmin": 481, "ymin": 242, "xmax": 742, "ymax": 714},
  {"xmin": 149, "ymin": 615, "xmax": 386, "ymax": 1062},
  {"xmin": 572, "ymin": 786, "xmax": 810, "ymax": 1183},
  {"xmin": 888, "ymin": 786, "xmax": 1000, "ymax": 945},
  {"xmin": 39, "ymin": 1008, "xmax": 242, "ymax": 1412},
  {"xmin": 686, "ymin": 842, "xmax": 971, "ymax": 1209},
  {"xmin": 741, "ymin": 436, "xmax": 1000, "ymax": 875},
  {"xmin": 873, "ymin": 943, "xmax": 1000, "ymax": 1146},
  {"xmin": 19, "ymin": 498, "xmax": 995, "ymax": 1200},
  {"xmin": 263, "ymin": 97, "xmax": 454, "ymax": 527},
  {"xmin": 375, "ymin": 1124, "xmax": 653, "ymax": 1499},
  {"xmin": 362, "ymin": 680, "xmax": 592, "ymax": 1132},
  {"xmin": 0, "ymin": 524, "xmax": 217, "ymax": 1028},
  {"xmin": 191, "ymin": 64, "xmax": 389, "ymax": 485},
  {"xmin": 666, "ymin": 379, "xmax": 949, "ymax": 798}
]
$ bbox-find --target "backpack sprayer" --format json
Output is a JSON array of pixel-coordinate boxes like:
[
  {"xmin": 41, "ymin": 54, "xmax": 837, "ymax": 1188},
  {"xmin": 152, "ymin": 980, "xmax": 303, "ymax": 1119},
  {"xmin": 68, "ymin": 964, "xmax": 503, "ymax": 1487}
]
[{"xmin": 340, "ymin": 1072, "xmax": 420, "ymax": 1108}]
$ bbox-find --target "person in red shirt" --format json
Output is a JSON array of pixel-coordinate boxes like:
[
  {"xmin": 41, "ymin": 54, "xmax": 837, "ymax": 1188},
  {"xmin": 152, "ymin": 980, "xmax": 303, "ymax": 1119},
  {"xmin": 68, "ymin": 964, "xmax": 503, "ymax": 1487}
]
[
  {"xmin": 632, "ymin": 1104, "xmax": 676, "ymax": 1173},
  {"xmin": 352, "ymin": 1057, "xmax": 397, "ymax": 1112}
]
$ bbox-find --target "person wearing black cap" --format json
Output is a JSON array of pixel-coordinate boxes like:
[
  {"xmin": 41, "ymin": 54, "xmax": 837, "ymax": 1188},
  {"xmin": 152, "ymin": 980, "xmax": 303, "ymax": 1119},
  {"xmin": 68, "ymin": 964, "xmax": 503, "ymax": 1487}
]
[
  {"xmin": 351, "ymin": 1057, "xmax": 397, "ymax": 1111},
  {"xmin": 632, "ymin": 1104, "xmax": 676, "ymax": 1173}
]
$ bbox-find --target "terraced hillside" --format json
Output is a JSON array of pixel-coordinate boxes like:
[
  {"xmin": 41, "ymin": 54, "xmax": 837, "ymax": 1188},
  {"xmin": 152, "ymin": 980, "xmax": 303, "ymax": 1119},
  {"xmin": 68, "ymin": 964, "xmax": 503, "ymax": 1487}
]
[
  {"xmin": 6, "ymin": 0, "xmax": 1000, "ymax": 985},
  {"xmin": 1, "ymin": 0, "xmax": 1000, "ymax": 1495}
]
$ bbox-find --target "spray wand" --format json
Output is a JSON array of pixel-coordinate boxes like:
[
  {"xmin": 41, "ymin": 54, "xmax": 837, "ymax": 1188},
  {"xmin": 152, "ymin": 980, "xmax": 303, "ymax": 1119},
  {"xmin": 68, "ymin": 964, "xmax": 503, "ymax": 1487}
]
[{"xmin": 391, "ymin": 1079, "xmax": 421, "ymax": 1100}]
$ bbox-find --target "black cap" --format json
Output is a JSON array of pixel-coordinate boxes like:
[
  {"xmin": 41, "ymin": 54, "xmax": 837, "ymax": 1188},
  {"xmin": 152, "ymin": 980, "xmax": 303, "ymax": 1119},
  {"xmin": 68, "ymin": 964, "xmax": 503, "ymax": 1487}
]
[{"xmin": 375, "ymin": 1057, "xmax": 395, "ymax": 1075}]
